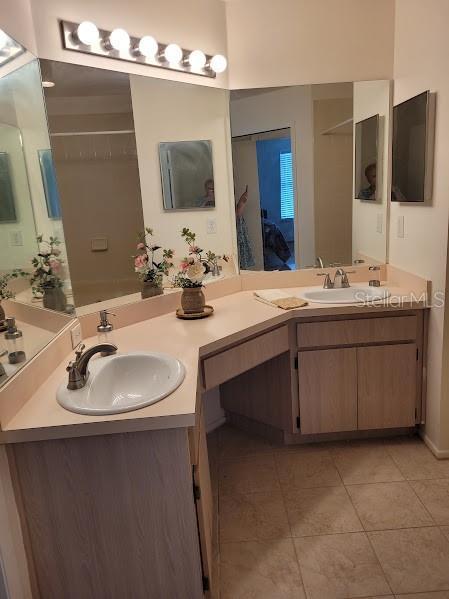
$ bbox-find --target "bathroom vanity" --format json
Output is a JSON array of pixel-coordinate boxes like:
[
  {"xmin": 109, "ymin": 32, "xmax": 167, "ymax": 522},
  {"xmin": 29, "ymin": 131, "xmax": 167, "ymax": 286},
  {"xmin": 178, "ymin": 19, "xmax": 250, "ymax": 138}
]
[{"xmin": 0, "ymin": 277, "xmax": 428, "ymax": 599}]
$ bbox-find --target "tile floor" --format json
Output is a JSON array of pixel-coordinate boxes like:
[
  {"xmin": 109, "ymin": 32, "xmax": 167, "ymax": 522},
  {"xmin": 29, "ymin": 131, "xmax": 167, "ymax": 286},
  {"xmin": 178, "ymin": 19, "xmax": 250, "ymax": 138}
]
[{"xmin": 207, "ymin": 425, "xmax": 449, "ymax": 599}]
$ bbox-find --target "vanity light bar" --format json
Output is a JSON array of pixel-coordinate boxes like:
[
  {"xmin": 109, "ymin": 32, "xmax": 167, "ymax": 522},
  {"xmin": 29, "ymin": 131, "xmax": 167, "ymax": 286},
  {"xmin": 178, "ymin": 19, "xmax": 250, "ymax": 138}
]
[{"xmin": 60, "ymin": 20, "xmax": 227, "ymax": 79}]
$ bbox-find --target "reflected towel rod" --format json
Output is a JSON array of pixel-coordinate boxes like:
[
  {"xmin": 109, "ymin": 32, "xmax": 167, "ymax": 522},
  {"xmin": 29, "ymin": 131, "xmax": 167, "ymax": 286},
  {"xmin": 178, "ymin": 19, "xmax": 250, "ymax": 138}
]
[{"xmin": 50, "ymin": 130, "xmax": 135, "ymax": 137}]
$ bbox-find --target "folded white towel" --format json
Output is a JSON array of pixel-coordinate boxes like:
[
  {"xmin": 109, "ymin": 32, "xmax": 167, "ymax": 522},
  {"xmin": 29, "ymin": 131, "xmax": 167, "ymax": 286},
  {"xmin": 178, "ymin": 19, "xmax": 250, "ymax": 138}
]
[{"xmin": 253, "ymin": 289, "xmax": 308, "ymax": 310}]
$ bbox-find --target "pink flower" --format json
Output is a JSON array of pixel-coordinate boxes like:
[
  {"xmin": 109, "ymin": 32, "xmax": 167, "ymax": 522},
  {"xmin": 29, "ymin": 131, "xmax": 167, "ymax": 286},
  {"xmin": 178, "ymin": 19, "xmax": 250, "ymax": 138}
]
[
  {"xmin": 134, "ymin": 254, "xmax": 148, "ymax": 268},
  {"xmin": 136, "ymin": 242, "xmax": 145, "ymax": 250},
  {"xmin": 179, "ymin": 260, "xmax": 190, "ymax": 271},
  {"xmin": 49, "ymin": 259, "xmax": 61, "ymax": 272},
  {"xmin": 189, "ymin": 245, "xmax": 200, "ymax": 254}
]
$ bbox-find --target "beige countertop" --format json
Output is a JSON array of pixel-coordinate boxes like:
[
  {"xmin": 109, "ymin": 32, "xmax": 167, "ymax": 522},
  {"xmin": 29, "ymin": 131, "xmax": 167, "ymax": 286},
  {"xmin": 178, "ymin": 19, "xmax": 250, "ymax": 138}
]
[{"xmin": 0, "ymin": 284, "xmax": 427, "ymax": 443}]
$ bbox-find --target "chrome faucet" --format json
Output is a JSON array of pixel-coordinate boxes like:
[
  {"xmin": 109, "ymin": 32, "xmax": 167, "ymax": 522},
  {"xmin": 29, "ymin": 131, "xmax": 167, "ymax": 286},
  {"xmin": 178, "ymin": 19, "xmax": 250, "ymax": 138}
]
[
  {"xmin": 333, "ymin": 268, "xmax": 355, "ymax": 289},
  {"xmin": 66, "ymin": 343, "xmax": 117, "ymax": 390},
  {"xmin": 317, "ymin": 272, "xmax": 334, "ymax": 289}
]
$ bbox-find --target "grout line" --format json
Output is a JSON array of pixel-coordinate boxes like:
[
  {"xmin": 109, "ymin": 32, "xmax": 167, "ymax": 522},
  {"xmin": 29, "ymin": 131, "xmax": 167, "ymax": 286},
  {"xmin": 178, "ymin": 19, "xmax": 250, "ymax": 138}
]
[
  {"xmin": 341, "ymin": 474, "xmax": 394, "ymax": 596},
  {"xmin": 404, "ymin": 479, "xmax": 438, "ymax": 525},
  {"xmin": 272, "ymin": 439, "xmax": 310, "ymax": 597}
]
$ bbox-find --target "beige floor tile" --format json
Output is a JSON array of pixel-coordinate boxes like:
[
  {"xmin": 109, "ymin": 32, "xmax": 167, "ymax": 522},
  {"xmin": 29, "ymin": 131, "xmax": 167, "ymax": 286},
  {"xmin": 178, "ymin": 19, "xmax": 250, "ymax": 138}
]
[
  {"xmin": 219, "ymin": 455, "xmax": 280, "ymax": 495},
  {"xmin": 368, "ymin": 527, "xmax": 449, "ymax": 594},
  {"xmin": 219, "ymin": 491, "xmax": 291, "ymax": 542},
  {"xmin": 275, "ymin": 448, "xmax": 342, "ymax": 491},
  {"xmin": 284, "ymin": 486, "xmax": 363, "ymax": 537},
  {"xmin": 385, "ymin": 438, "xmax": 449, "ymax": 480},
  {"xmin": 396, "ymin": 593, "xmax": 449, "ymax": 598},
  {"xmin": 331, "ymin": 443, "xmax": 404, "ymax": 484},
  {"xmin": 220, "ymin": 539, "xmax": 305, "ymax": 599},
  {"xmin": 410, "ymin": 480, "xmax": 449, "ymax": 525},
  {"xmin": 347, "ymin": 481, "xmax": 433, "ymax": 530},
  {"xmin": 294, "ymin": 532, "xmax": 390, "ymax": 599},
  {"xmin": 218, "ymin": 425, "xmax": 273, "ymax": 461}
]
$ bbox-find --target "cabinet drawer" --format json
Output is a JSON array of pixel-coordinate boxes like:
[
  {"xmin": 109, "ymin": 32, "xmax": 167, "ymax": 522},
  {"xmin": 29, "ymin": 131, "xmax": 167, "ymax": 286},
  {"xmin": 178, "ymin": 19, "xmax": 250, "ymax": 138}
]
[
  {"xmin": 202, "ymin": 326, "xmax": 289, "ymax": 390},
  {"xmin": 297, "ymin": 315, "xmax": 418, "ymax": 349}
]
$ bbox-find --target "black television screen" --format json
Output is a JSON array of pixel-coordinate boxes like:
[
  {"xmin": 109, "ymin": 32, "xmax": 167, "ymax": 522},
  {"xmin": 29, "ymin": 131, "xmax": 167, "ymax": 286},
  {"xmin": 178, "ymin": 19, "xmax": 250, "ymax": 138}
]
[
  {"xmin": 355, "ymin": 115, "xmax": 379, "ymax": 201},
  {"xmin": 392, "ymin": 91, "xmax": 430, "ymax": 202}
]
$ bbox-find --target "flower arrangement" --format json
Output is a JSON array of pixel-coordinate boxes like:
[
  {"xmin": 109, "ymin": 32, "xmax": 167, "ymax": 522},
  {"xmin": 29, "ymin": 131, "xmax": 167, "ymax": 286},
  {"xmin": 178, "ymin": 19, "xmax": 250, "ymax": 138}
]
[
  {"xmin": 0, "ymin": 269, "xmax": 26, "ymax": 301},
  {"xmin": 173, "ymin": 228, "xmax": 228, "ymax": 289},
  {"xmin": 133, "ymin": 227, "xmax": 174, "ymax": 288},
  {"xmin": 30, "ymin": 235, "xmax": 64, "ymax": 298}
]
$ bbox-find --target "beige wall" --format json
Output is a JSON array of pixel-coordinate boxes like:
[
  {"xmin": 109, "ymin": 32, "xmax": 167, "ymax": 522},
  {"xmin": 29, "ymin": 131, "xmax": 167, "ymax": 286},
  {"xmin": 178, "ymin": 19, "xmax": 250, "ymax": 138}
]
[
  {"xmin": 313, "ymin": 97, "xmax": 353, "ymax": 266},
  {"xmin": 391, "ymin": 0, "xmax": 449, "ymax": 453},
  {"xmin": 352, "ymin": 80, "xmax": 391, "ymax": 263},
  {"xmin": 225, "ymin": 0, "xmax": 395, "ymax": 89},
  {"xmin": 28, "ymin": 0, "xmax": 228, "ymax": 88},
  {"xmin": 130, "ymin": 76, "xmax": 236, "ymax": 262}
]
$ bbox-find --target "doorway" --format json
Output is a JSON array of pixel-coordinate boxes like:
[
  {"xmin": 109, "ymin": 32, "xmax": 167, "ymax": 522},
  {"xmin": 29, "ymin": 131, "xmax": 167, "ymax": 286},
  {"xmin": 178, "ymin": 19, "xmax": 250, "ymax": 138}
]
[{"xmin": 232, "ymin": 128, "xmax": 296, "ymax": 271}]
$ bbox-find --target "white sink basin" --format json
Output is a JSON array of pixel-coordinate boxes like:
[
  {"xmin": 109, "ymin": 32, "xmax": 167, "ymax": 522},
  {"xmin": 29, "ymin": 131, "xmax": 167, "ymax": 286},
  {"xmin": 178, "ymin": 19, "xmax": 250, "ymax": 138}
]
[
  {"xmin": 300, "ymin": 285, "xmax": 391, "ymax": 305},
  {"xmin": 57, "ymin": 352, "xmax": 185, "ymax": 415}
]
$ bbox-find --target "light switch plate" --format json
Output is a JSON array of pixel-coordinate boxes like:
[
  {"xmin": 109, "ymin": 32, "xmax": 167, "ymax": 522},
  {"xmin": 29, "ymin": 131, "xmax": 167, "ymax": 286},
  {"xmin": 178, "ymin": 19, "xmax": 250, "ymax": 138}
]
[
  {"xmin": 206, "ymin": 219, "xmax": 217, "ymax": 234},
  {"xmin": 70, "ymin": 323, "xmax": 82, "ymax": 349},
  {"xmin": 397, "ymin": 215, "xmax": 405, "ymax": 238},
  {"xmin": 376, "ymin": 213, "xmax": 383, "ymax": 234},
  {"xmin": 9, "ymin": 231, "xmax": 23, "ymax": 246}
]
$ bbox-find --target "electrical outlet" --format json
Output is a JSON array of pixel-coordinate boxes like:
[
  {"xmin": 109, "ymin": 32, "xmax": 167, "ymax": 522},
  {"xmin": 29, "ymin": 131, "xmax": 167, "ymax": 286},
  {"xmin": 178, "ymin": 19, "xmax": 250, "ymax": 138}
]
[
  {"xmin": 397, "ymin": 215, "xmax": 405, "ymax": 238},
  {"xmin": 70, "ymin": 323, "xmax": 82, "ymax": 349},
  {"xmin": 376, "ymin": 213, "xmax": 383, "ymax": 234},
  {"xmin": 206, "ymin": 219, "xmax": 217, "ymax": 234},
  {"xmin": 9, "ymin": 231, "xmax": 23, "ymax": 247}
]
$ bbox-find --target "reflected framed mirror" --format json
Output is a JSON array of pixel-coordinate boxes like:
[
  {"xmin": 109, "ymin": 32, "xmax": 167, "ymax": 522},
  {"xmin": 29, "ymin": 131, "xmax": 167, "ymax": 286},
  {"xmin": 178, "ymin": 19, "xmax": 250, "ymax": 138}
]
[{"xmin": 159, "ymin": 140, "xmax": 215, "ymax": 210}]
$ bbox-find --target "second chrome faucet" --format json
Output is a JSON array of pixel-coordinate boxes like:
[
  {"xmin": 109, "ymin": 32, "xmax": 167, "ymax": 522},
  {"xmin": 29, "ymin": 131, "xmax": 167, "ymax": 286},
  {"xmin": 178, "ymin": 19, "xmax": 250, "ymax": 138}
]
[{"xmin": 317, "ymin": 268, "xmax": 355, "ymax": 289}]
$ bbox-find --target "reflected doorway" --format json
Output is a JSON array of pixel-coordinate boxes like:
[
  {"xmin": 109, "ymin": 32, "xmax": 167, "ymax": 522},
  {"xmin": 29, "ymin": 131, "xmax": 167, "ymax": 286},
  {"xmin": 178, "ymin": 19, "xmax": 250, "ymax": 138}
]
[{"xmin": 232, "ymin": 128, "xmax": 296, "ymax": 271}]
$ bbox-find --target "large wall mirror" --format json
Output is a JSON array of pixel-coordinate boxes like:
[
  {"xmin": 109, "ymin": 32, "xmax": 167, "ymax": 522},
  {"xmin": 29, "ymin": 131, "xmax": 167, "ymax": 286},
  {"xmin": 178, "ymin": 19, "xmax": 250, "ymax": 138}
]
[
  {"xmin": 0, "ymin": 30, "xmax": 73, "ymax": 387},
  {"xmin": 38, "ymin": 60, "xmax": 236, "ymax": 311},
  {"xmin": 230, "ymin": 80, "xmax": 391, "ymax": 271}
]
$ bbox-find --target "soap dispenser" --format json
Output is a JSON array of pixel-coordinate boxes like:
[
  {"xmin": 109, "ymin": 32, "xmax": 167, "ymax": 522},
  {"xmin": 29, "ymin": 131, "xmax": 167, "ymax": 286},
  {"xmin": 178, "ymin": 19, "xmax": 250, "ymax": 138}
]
[
  {"xmin": 97, "ymin": 310, "xmax": 116, "ymax": 355},
  {"xmin": 4, "ymin": 317, "xmax": 26, "ymax": 364}
]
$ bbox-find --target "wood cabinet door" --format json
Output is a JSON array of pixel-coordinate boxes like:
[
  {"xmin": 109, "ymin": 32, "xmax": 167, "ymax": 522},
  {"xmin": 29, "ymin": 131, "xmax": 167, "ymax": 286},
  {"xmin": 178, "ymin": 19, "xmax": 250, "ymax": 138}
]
[
  {"xmin": 298, "ymin": 348, "xmax": 358, "ymax": 434},
  {"xmin": 193, "ymin": 411, "xmax": 214, "ymax": 595},
  {"xmin": 357, "ymin": 343, "xmax": 417, "ymax": 430}
]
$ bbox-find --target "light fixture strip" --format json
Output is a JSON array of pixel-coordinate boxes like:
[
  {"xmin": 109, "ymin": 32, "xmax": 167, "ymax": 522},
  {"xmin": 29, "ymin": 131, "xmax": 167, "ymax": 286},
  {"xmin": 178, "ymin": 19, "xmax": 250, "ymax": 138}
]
[{"xmin": 60, "ymin": 20, "xmax": 223, "ymax": 79}]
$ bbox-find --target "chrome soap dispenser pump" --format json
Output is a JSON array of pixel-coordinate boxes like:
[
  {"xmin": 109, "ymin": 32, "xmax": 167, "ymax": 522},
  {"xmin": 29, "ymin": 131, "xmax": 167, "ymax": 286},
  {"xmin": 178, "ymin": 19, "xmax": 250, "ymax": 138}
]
[
  {"xmin": 97, "ymin": 310, "xmax": 117, "ymax": 355},
  {"xmin": 4, "ymin": 317, "xmax": 26, "ymax": 364}
]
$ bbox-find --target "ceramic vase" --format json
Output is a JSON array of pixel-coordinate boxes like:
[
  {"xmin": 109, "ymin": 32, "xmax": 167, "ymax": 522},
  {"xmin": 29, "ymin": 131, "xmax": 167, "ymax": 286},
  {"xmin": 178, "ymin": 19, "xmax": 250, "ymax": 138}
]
[
  {"xmin": 181, "ymin": 287, "xmax": 205, "ymax": 314},
  {"xmin": 141, "ymin": 281, "xmax": 163, "ymax": 299},
  {"xmin": 43, "ymin": 286, "xmax": 67, "ymax": 312}
]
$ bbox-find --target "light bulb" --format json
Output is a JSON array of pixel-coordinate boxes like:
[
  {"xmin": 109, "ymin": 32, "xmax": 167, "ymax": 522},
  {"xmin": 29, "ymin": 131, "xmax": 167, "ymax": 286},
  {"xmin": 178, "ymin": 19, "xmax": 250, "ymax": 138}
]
[
  {"xmin": 188, "ymin": 50, "xmax": 206, "ymax": 70},
  {"xmin": 164, "ymin": 43, "xmax": 182, "ymax": 64},
  {"xmin": 109, "ymin": 28, "xmax": 130, "ymax": 51},
  {"xmin": 210, "ymin": 54, "xmax": 227, "ymax": 74},
  {"xmin": 76, "ymin": 21, "xmax": 99, "ymax": 46},
  {"xmin": 0, "ymin": 30, "xmax": 9, "ymax": 51},
  {"xmin": 42, "ymin": 81, "xmax": 55, "ymax": 88},
  {"xmin": 138, "ymin": 35, "xmax": 158, "ymax": 58}
]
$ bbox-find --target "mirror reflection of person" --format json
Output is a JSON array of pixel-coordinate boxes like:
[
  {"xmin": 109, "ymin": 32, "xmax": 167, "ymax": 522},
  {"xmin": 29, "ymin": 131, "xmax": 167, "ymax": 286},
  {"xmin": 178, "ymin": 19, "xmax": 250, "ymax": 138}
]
[
  {"xmin": 359, "ymin": 162, "xmax": 377, "ymax": 200},
  {"xmin": 261, "ymin": 209, "xmax": 291, "ymax": 271},
  {"xmin": 197, "ymin": 179, "xmax": 215, "ymax": 207},
  {"xmin": 235, "ymin": 185, "xmax": 255, "ymax": 270}
]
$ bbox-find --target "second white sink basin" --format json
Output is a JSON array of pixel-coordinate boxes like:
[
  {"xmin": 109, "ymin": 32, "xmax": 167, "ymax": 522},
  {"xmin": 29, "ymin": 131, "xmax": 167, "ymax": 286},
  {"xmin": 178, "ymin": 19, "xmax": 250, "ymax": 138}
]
[
  {"xmin": 300, "ymin": 285, "xmax": 391, "ymax": 305},
  {"xmin": 57, "ymin": 352, "xmax": 185, "ymax": 415}
]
